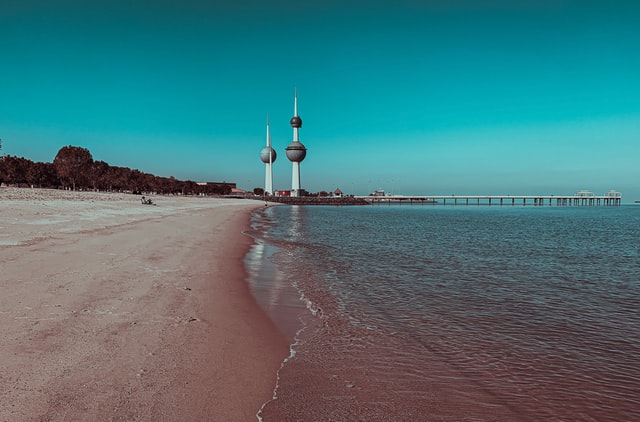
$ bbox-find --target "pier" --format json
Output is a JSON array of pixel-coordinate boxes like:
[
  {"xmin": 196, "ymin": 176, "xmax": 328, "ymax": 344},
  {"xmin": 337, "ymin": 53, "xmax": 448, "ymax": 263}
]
[{"xmin": 356, "ymin": 191, "xmax": 622, "ymax": 206}]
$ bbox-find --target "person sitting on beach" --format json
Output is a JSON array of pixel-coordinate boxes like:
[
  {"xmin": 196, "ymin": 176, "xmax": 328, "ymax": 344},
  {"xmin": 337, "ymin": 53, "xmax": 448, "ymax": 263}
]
[{"xmin": 141, "ymin": 196, "xmax": 154, "ymax": 205}]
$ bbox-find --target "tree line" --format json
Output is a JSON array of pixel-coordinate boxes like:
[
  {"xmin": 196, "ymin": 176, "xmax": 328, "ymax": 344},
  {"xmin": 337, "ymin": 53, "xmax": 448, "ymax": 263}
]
[{"xmin": 0, "ymin": 145, "xmax": 233, "ymax": 195}]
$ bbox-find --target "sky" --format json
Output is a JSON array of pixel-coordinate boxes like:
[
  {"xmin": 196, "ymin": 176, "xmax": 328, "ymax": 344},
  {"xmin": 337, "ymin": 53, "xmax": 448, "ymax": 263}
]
[{"xmin": 1, "ymin": 0, "xmax": 639, "ymax": 200}]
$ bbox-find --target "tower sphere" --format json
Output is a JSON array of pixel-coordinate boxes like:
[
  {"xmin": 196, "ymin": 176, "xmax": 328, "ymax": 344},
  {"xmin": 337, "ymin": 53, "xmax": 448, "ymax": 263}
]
[
  {"xmin": 260, "ymin": 146, "xmax": 277, "ymax": 164},
  {"xmin": 286, "ymin": 141, "xmax": 307, "ymax": 162},
  {"xmin": 290, "ymin": 116, "xmax": 302, "ymax": 128}
]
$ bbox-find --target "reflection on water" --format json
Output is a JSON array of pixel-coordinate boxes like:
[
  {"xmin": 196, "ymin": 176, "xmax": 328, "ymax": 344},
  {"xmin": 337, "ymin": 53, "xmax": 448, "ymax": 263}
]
[
  {"xmin": 286, "ymin": 205, "xmax": 305, "ymax": 241},
  {"xmin": 245, "ymin": 210, "xmax": 307, "ymax": 340}
]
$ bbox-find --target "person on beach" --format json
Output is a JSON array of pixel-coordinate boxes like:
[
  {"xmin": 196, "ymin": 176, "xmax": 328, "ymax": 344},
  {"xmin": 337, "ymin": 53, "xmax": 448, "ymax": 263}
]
[{"xmin": 141, "ymin": 196, "xmax": 154, "ymax": 205}]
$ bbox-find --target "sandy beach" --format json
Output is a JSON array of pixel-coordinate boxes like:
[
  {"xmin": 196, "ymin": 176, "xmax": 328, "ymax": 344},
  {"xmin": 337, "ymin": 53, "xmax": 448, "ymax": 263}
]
[{"xmin": 0, "ymin": 188, "xmax": 289, "ymax": 421}]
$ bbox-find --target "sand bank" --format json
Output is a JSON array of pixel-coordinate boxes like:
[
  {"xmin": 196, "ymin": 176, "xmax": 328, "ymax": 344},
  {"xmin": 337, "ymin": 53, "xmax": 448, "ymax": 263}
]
[{"xmin": 0, "ymin": 188, "xmax": 289, "ymax": 421}]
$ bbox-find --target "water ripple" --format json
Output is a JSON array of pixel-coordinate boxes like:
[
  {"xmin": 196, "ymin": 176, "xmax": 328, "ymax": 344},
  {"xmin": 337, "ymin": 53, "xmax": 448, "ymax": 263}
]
[{"xmin": 260, "ymin": 206, "xmax": 640, "ymax": 421}]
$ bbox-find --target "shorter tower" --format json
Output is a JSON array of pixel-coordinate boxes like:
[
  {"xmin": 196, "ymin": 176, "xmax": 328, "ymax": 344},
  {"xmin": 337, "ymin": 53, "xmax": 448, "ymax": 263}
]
[
  {"xmin": 285, "ymin": 89, "xmax": 307, "ymax": 197},
  {"xmin": 259, "ymin": 115, "xmax": 277, "ymax": 195}
]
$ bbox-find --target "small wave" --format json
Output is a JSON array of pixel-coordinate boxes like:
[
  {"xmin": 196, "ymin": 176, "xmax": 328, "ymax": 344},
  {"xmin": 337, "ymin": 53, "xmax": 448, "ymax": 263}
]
[{"xmin": 255, "ymin": 281, "xmax": 322, "ymax": 421}]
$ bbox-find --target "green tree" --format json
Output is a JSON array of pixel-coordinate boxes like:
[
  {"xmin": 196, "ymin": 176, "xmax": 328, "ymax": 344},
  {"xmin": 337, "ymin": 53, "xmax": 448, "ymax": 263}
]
[
  {"xmin": 53, "ymin": 146, "xmax": 94, "ymax": 190},
  {"xmin": 0, "ymin": 156, "xmax": 29, "ymax": 185},
  {"xmin": 26, "ymin": 162, "xmax": 58, "ymax": 188},
  {"xmin": 90, "ymin": 160, "xmax": 111, "ymax": 191}
]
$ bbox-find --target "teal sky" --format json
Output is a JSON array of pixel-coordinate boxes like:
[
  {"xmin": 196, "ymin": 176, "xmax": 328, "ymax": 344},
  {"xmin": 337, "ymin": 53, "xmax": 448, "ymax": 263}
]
[{"xmin": 1, "ymin": 0, "xmax": 639, "ymax": 200}]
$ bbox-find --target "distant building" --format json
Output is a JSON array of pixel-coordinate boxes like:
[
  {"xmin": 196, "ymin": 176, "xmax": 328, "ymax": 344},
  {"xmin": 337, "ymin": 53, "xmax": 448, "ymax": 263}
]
[
  {"xmin": 195, "ymin": 182, "xmax": 237, "ymax": 195},
  {"xmin": 276, "ymin": 189, "xmax": 309, "ymax": 197},
  {"xmin": 259, "ymin": 116, "xmax": 277, "ymax": 195},
  {"xmin": 285, "ymin": 89, "xmax": 307, "ymax": 197},
  {"xmin": 575, "ymin": 190, "xmax": 595, "ymax": 197},
  {"xmin": 197, "ymin": 182, "xmax": 237, "ymax": 189},
  {"xmin": 333, "ymin": 188, "xmax": 343, "ymax": 197}
]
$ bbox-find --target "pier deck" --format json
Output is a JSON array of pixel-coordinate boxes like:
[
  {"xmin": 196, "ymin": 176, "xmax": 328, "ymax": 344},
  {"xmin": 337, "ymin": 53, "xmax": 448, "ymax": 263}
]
[{"xmin": 356, "ymin": 194, "xmax": 621, "ymax": 206}]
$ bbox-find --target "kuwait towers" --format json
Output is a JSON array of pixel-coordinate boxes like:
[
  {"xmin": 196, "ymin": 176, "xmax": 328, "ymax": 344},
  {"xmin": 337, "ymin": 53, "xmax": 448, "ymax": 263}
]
[
  {"xmin": 285, "ymin": 88, "xmax": 307, "ymax": 197},
  {"xmin": 259, "ymin": 115, "xmax": 276, "ymax": 195}
]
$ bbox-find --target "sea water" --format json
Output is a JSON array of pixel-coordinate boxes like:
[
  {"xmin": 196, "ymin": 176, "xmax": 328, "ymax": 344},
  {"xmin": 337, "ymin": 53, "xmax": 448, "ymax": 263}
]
[{"xmin": 246, "ymin": 205, "xmax": 640, "ymax": 421}]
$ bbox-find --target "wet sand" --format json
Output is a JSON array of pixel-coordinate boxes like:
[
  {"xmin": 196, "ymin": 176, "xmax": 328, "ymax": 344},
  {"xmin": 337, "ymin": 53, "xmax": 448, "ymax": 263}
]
[{"xmin": 0, "ymin": 188, "xmax": 289, "ymax": 421}]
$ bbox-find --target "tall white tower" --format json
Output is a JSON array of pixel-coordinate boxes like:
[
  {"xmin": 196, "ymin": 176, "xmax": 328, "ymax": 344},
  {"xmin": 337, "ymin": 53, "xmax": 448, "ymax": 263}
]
[
  {"xmin": 259, "ymin": 115, "xmax": 277, "ymax": 195},
  {"xmin": 285, "ymin": 88, "xmax": 307, "ymax": 197}
]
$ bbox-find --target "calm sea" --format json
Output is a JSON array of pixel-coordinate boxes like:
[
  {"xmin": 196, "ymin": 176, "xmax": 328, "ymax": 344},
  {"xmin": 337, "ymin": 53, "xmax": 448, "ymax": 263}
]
[{"xmin": 245, "ymin": 204, "xmax": 640, "ymax": 421}]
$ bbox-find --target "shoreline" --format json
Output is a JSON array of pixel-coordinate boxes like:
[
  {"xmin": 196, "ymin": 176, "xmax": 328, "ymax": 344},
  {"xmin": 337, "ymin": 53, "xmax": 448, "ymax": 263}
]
[
  {"xmin": 243, "ymin": 207, "xmax": 310, "ymax": 342},
  {"xmin": 0, "ymin": 187, "xmax": 289, "ymax": 420}
]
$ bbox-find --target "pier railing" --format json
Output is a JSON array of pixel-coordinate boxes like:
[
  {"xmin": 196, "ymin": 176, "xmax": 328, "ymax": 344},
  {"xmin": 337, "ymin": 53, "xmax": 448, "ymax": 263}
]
[{"xmin": 355, "ymin": 195, "xmax": 622, "ymax": 206}]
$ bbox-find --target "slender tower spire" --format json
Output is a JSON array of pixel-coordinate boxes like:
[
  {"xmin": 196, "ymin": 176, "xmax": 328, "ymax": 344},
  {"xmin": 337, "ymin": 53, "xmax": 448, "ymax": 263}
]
[
  {"xmin": 293, "ymin": 87, "xmax": 299, "ymax": 138},
  {"xmin": 285, "ymin": 88, "xmax": 307, "ymax": 197},
  {"xmin": 260, "ymin": 113, "xmax": 277, "ymax": 195}
]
